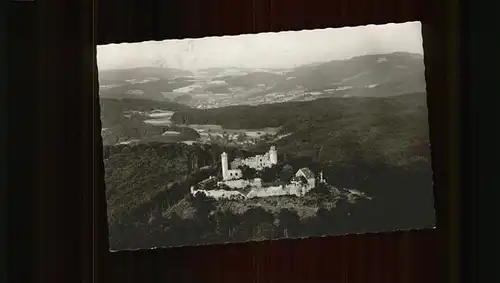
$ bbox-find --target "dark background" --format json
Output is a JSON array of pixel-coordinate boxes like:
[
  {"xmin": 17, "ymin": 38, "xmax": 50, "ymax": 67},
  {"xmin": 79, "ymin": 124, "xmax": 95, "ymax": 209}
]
[{"xmin": 9, "ymin": 0, "xmax": 491, "ymax": 282}]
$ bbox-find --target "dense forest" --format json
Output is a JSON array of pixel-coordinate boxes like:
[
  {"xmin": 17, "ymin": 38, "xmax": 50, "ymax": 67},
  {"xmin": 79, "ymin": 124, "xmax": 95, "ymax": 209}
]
[
  {"xmin": 170, "ymin": 92, "xmax": 430, "ymax": 165},
  {"xmin": 100, "ymin": 93, "xmax": 430, "ymax": 166},
  {"xmin": 104, "ymin": 141, "xmax": 435, "ymax": 250}
]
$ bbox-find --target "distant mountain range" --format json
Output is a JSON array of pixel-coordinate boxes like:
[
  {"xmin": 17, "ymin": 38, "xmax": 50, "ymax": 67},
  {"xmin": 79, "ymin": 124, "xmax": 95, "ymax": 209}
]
[{"xmin": 98, "ymin": 52, "xmax": 426, "ymax": 108}]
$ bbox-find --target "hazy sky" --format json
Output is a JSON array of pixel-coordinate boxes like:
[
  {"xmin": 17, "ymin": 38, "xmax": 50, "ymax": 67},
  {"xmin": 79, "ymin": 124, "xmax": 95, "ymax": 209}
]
[{"xmin": 97, "ymin": 21, "xmax": 423, "ymax": 71}]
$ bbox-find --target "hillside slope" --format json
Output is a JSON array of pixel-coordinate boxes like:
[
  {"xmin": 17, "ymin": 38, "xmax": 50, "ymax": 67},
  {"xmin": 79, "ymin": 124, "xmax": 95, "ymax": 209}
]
[
  {"xmin": 97, "ymin": 52, "xmax": 426, "ymax": 107},
  {"xmin": 170, "ymin": 92, "xmax": 430, "ymax": 165},
  {"xmin": 254, "ymin": 52, "xmax": 425, "ymax": 97},
  {"xmin": 104, "ymin": 141, "xmax": 434, "ymax": 250}
]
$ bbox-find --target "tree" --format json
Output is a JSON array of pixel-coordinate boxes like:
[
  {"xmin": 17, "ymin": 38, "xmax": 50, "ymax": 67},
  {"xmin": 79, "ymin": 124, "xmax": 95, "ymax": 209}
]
[
  {"xmin": 277, "ymin": 209, "xmax": 301, "ymax": 238},
  {"xmin": 261, "ymin": 166, "xmax": 280, "ymax": 183},
  {"xmin": 189, "ymin": 192, "xmax": 215, "ymax": 213},
  {"xmin": 236, "ymin": 133, "xmax": 248, "ymax": 142},
  {"xmin": 214, "ymin": 211, "xmax": 241, "ymax": 240},
  {"xmin": 309, "ymin": 182, "xmax": 330, "ymax": 197},
  {"xmin": 304, "ymin": 207, "xmax": 332, "ymax": 236},
  {"xmin": 262, "ymin": 133, "xmax": 272, "ymax": 142},
  {"xmin": 241, "ymin": 207, "xmax": 274, "ymax": 239},
  {"xmin": 124, "ymin": 113, "xmax": 150, "ymax": 138},
  {"xmin": 240, "ymin": 165, "xmax": 258, "ymax": 180},
  {"xmin": 187, "ymin": 151, "xmax": 199, "ymax": 172},
  {"xmin": 314, "ymin": 144, "xmax": 324, "ymax": 162},
  {"xmin": 279, "ymin": 164, "xmax": 294, "ymax": 183},
  {"xmin": 188, "ymin": 193, "xmax": 217, "ymax": 241}
]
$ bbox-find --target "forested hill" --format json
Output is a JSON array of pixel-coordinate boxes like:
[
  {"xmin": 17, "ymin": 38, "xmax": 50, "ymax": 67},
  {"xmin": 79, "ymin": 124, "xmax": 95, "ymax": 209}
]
[
  {"xmin": 171, "ymin": 92, "xmax": 431, "ymax": 165},
  {"xmin": 170, "ymin": 92, "xmax": 427, "ymax": 130},
  {"xmin": 104, "ymin": 141, "xmax": 435, "ymax": 250}
]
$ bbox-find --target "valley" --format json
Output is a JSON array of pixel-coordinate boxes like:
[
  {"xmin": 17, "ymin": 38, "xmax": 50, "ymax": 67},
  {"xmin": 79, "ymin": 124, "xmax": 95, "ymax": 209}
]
[
  {"xmin": 100, "ymin": 90, "xmax": 429, "ymax": 167},
  {"xmin": 99, "ymin": 52, "xmax": 429, "ymax": 166}
]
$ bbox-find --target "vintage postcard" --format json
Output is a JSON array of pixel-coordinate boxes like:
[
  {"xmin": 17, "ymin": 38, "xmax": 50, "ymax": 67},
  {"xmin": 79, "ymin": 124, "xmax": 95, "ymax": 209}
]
[{"xmin": 98, "ymin": 21, "xmax": 435, "ymax": 251}]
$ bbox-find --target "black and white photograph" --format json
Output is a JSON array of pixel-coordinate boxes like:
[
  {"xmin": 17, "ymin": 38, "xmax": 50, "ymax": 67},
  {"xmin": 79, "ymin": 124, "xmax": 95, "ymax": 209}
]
[{"xmin": 98, "ymin": 21, "xmax": 436, "ymax": 251}]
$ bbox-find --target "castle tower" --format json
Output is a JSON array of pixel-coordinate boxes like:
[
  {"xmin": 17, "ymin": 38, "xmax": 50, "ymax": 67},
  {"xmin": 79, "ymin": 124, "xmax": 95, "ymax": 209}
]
[
  {"xmin": 221, "ymin": 152, "xmax": 229, "ymax": 181},
  {"xmin": 269, "ymin": 146, "xmax": 278, "ymax": 164}
]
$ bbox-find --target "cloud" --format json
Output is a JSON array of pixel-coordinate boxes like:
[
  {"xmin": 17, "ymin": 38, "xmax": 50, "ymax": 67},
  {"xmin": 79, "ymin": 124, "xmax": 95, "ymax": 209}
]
[{"xmin": 97, "ymin": 21, "xmax": 423, "ymax": 71}]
